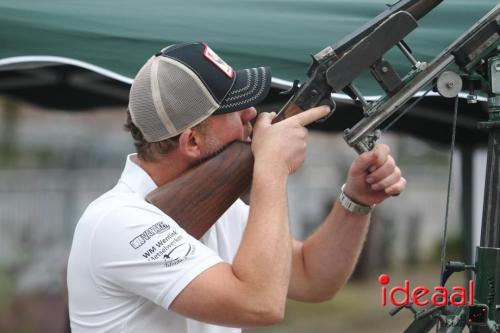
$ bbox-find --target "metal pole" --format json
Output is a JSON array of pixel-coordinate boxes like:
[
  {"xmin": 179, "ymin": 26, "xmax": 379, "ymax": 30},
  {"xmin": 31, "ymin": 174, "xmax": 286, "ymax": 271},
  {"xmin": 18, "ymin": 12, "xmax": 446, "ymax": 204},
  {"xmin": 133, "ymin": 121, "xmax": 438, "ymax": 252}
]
[
  {"xmin": 461, "ymin": 145, "xmax": 474, "ymax": 282},
  {"xmin": 479, "ymin": 58, "xmax": 500, "ymax": 248},
  {"xmin": 473, "ymin": 56, "xmax": 500, "ymax": 329}
]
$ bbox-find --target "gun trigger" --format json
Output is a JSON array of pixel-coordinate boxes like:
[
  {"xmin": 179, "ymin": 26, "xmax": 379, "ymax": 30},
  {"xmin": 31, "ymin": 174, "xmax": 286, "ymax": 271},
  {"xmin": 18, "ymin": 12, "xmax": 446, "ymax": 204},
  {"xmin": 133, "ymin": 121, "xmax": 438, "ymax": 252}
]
[
  {"xmin": 316, "ymin": 97, "xmax": 336, "ymax": 123},
  {"xmin": 279, "ymin": 80, "xmax": 300, "ymax": 96}
]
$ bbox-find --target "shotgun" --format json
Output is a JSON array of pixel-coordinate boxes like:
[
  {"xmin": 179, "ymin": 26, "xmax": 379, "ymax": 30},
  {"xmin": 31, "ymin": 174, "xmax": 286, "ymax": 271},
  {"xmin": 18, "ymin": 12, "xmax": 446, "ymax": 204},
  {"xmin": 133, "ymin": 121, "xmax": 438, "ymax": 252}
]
[{"xmin": 146, "ymin": 0, "xmax": 443, "ymax": 239}]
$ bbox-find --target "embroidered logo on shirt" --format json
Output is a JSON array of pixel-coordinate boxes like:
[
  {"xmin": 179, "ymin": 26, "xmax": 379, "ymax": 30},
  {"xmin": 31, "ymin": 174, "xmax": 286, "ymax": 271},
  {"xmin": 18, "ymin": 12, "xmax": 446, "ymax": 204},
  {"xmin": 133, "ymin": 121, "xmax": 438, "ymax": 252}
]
[
  {"xmin": 139, "ymin": 228, "xmax": 196, "ymax": 267},
  {"xmin": 129, "ymin": 221, "xmax": 170, "ymax": 249},
  {"xmin": 163, "ymin": 242, "xmax": 196, "ymax": 267}
]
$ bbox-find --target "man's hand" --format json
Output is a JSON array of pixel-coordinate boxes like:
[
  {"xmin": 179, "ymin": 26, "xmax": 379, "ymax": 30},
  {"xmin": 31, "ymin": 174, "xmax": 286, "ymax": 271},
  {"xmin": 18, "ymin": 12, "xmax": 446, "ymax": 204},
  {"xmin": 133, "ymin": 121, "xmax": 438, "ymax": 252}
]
[
  {"xmin": 344, "ymin": 144, "xmax": 406, "ymax": 206},
  {"xmin": 251, "ymin": 106, "xmax": 331, "ymax": 177}
]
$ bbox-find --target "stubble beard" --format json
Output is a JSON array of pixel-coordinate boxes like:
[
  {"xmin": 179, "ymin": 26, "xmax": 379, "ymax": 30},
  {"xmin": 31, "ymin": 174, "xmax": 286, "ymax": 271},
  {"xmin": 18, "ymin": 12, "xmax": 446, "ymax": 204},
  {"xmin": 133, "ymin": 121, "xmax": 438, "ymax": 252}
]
[
  {"xmin": 192, "ymin": 136, "xmax": 225, "ymax": 166},
  {"xmin": 194, "ymin": 123, "xmax": 253, "ymax": 165}
]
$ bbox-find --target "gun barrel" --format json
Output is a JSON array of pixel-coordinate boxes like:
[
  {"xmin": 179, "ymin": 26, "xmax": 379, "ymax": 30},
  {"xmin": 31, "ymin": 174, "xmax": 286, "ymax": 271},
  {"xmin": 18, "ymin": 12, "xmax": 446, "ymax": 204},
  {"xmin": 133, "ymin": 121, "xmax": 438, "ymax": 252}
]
[
  {"xmin": 331, "ymin": 0, "xmax": 442, "ymax": 56},
  {"xmin": 406, "ymin": 0, "xmax": 443, "ymax": 21}
]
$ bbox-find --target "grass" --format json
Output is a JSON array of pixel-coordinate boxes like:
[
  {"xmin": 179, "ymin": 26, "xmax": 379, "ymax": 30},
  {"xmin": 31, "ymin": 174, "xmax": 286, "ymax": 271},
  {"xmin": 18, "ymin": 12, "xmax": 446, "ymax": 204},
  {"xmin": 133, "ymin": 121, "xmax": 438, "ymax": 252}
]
[{"xmin": 0, "ymin": 270, "xmax": 12, "ymax": 314}]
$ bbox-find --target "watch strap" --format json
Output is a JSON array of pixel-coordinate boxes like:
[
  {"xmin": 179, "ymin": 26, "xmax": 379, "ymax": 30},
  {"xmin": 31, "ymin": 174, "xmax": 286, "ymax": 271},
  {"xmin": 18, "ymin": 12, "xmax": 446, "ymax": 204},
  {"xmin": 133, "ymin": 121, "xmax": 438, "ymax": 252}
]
[{"xmin": 338, "ymin": 184, "xmax": 374, "ymax": 214}]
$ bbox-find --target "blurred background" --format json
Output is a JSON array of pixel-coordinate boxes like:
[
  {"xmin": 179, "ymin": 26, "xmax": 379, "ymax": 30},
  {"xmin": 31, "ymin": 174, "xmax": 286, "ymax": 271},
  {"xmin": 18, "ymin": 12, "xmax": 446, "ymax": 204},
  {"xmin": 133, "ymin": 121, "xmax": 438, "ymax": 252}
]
[
  {"xmin": 0, "ymin": 100, "xmax": 484, "ymax": 332},
  {"xmin": 0, "ymin": 0, "xmax": 497, "ymax": 332}
]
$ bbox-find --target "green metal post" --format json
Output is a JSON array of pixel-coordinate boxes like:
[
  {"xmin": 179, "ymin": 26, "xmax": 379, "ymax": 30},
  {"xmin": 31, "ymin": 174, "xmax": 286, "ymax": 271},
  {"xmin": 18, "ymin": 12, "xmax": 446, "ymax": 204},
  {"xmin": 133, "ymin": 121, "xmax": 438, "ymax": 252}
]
[
  {"xmin": 461, "ymin": 145, "xmax": 473, "ymax": 282},
  {"xmin": 474, "ymin": 248, "xmax": 500, "ymax": 323},
  {"xmin": 472, "ymin": 56, "xmax": 500, "ymax": 332}
]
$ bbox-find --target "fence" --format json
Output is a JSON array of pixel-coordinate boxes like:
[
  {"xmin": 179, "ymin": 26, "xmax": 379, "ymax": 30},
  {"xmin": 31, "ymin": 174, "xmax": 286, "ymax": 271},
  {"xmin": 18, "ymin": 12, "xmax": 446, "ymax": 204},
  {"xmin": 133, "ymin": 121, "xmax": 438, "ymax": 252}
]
[{"xmin": 0, "ymin": 168, "xmax": 120, "ymax": 294}]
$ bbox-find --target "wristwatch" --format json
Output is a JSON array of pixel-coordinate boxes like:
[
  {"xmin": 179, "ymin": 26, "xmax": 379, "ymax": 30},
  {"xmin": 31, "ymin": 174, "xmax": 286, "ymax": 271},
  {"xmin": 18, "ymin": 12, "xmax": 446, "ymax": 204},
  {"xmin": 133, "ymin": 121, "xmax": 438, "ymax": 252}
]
[{"xmin": 338, "ymin": 184, "xmax": 374, "ymax": 214}]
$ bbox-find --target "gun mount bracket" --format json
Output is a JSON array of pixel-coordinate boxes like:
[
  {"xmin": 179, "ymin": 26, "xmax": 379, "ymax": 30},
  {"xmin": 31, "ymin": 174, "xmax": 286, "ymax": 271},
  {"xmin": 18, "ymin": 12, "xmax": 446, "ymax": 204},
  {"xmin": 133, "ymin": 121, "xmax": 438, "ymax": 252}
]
[
  {"xmin": 346, "ymin": 129, "xmax": 381, "ymax": 154},
  {"xmin": 490, "ymin": 57, "xmax": 500, "ymax": 94},
  {"xmin": 435, "ymin": 71, "xmax": 463, "ymax": 98},
  {"xmin": 326, "ymin": 11, "xmax": 418, "ymax": 91},
  {"xmin": 453, "ymin": 17, "xmax": 500, "ymax": 69},
  {"xmin": 371, "ymin": 59, "xmax": 403, "ymax": 95},
  {"xmin": 441, "ymin": 261, "xmax": 476, "ymax": 286},
  {"xmin": 397, "ymin": 40, "xmax": 427, "ymax": 71}
]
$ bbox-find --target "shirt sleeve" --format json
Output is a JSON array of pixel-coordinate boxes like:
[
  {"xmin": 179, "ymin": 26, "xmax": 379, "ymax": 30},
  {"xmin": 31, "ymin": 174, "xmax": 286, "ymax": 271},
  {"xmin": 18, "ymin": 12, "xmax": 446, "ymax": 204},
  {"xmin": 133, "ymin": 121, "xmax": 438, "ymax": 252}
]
[
  {"xmin": 89, "ymin": 204, "xmax": 223, "ymax": 310},
  {"xmin": 226, "ymin": 199, "xmax": 250, "ymax": 239}
]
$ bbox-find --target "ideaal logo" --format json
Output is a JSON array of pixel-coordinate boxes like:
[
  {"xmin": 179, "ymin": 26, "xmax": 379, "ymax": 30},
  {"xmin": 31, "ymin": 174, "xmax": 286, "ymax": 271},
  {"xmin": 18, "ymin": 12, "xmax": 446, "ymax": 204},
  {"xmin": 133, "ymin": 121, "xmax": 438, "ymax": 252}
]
[
  {"xmin": 378, "ymin": 274, "xmax": 474, "ymax": 307},
  {"xmin": 129, "ymin": 221, "xmax": 170, "ymax": 249}
]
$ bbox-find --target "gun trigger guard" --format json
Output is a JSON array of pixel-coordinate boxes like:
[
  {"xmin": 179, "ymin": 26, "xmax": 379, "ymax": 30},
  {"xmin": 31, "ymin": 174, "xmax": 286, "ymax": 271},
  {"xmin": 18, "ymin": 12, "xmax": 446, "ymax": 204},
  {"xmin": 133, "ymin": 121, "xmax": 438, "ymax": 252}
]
[
  {"xmin": 279, "ymin": 80, "xmax": 300, "ymax": 96},
  {"xmin": 315, "ymin": 97, "xmax": 336, "ymax": 123}
]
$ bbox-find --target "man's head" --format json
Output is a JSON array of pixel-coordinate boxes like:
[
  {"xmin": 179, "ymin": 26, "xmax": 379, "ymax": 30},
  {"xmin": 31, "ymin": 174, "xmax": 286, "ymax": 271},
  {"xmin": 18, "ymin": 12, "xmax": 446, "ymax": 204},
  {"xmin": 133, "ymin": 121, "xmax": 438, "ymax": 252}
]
[{"xmin": 126, "ymin": 42, "xmax": 271, "ymax": 162}]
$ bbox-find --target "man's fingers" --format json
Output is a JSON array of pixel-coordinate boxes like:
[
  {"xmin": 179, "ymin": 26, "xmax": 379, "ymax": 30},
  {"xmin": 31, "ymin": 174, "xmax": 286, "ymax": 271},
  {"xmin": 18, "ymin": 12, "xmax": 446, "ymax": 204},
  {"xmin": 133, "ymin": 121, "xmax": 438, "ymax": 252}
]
[
  {"xmin": 366, "ymin": 156, "xmax": 396, "ymax": 184},
  {"xmin": 293, "ymin": 106, "xmax": 331, "ymax": 127},
  {"xmin": 370, "ymin": 167, "xmax": 402, "ymax": 191},
  {"xmin": 254, "ymin": 111, "xmax": 276, "ymax": 130},
  {"xmin": 386, "ymin": 177, "xmax": 407, "ymax": 195},
  {"xmin": 350, "ymin": 144, "xmax": 390, "ymax": 175}
]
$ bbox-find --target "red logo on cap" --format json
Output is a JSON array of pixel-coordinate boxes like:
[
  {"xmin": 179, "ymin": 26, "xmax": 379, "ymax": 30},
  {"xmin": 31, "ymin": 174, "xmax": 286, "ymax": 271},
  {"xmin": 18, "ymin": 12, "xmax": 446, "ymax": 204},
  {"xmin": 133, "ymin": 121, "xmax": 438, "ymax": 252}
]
[{"xmin": 203, "ymin": 44, "xmax": 234, "ymax": 79}]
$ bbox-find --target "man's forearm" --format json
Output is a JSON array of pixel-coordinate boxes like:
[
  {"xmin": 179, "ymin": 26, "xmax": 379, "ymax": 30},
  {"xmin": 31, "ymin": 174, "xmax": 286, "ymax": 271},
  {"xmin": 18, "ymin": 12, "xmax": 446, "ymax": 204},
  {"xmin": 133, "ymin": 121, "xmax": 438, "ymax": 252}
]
[
  {"xmin": 232, "ymin": 162, "xmax": 292, "ymax": 311},
  {"xmin": 298, "ymin": 201, "xmax": 371, "ymax": 301},
  {"xmin": 288, "ymin": 144, "xmax": 404, "ymax": 302}
]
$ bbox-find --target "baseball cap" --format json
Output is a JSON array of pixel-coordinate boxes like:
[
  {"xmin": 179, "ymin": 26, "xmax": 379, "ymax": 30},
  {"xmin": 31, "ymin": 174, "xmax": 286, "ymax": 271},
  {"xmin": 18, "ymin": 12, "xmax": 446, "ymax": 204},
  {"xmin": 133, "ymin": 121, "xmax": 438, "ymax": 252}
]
[{"xmin": 128, "ymin": 42, "xmax": 272, "ymax": 142}]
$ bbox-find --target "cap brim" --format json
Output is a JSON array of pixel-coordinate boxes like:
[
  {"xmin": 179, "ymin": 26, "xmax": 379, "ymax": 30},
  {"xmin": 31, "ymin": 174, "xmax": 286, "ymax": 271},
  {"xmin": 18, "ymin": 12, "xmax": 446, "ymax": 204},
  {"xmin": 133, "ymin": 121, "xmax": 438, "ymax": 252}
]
[{"xmin": 214, "ymin": 66, "xmax": 271, "ymax": 114}]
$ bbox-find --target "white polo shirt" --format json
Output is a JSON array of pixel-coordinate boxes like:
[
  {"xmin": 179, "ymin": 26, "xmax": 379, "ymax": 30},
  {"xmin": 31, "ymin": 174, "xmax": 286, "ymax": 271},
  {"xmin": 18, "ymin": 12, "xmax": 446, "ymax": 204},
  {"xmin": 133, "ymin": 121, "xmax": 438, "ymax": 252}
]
[{"xmin": 67, "ymin": 154, "xmax": 249, "ymax": 333}]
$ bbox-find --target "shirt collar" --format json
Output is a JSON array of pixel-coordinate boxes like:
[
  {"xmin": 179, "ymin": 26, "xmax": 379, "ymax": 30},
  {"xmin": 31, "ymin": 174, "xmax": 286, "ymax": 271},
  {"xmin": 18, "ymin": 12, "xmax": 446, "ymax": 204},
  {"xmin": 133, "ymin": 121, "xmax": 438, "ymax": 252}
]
[{"xmin": 119, "ymin": 154, "xmax": 158, "ymax": 198}]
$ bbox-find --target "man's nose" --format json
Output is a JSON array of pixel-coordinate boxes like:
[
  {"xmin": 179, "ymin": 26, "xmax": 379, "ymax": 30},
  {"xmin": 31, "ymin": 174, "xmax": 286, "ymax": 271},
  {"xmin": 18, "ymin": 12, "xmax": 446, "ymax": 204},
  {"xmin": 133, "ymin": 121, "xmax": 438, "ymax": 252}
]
[{"xmin": 240, "ymin": 107, "xmax": 257, "ymax": 123}]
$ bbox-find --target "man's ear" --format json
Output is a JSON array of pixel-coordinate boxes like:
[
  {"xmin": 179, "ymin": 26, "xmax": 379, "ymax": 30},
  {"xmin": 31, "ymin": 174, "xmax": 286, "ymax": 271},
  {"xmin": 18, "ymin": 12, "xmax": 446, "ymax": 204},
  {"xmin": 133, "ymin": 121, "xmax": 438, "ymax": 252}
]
[{"xmin": 178, "ymin": 128, "xmax": 202, "ymax": 160}]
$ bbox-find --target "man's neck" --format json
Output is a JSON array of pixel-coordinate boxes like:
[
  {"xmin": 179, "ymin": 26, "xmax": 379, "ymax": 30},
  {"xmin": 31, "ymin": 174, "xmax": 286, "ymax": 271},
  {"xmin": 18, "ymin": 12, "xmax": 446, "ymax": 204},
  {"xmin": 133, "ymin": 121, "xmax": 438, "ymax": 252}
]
[{"xmin": 132, "ymin": 153, "xmax": 190, "ymax": 187}]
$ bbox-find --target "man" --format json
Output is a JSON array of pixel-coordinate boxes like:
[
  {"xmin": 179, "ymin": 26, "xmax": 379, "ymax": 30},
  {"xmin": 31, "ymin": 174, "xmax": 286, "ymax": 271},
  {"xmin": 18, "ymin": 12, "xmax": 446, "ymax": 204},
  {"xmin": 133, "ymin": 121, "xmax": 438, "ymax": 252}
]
[{"xmin": 67, "ymin": 42, "xmax": 406, "ymax": 332}]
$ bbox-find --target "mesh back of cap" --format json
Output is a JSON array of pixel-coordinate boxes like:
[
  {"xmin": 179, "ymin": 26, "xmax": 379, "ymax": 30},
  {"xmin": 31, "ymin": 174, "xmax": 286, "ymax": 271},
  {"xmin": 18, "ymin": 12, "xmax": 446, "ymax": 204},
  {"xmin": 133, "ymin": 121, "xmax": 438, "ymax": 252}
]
[
  {"xmin": 129, "ymin": 56, "xmax": 219, "ymax": 142},
  {"xmin": 129, "ymin": 57, "xmax": 170, "ymax": 142},
  {"xmin": 156, "ymin": 57, "xmax": 218, "ymax": 135}
]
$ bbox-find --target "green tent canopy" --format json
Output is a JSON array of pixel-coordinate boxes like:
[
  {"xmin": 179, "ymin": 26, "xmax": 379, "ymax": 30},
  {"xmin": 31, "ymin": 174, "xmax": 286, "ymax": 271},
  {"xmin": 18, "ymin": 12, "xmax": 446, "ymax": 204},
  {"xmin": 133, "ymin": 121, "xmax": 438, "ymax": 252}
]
[
  {"xmin": 0, "ymin": 0, "xmax": 497, "ymax": 91},
  {"xmin": 0, "ymin": 0, "xmax": 497, "ymax": 145}
]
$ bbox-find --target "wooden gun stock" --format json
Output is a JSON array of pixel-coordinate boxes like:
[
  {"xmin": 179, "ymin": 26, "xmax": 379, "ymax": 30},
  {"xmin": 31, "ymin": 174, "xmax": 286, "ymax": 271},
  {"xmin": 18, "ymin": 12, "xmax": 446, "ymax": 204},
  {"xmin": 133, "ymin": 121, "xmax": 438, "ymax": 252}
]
[
  {"xmin": 146, "ymin": 141, "xmax": 254, "ymax": 240},
  {"xmin": 146, "ymin": 101, "xmax": 305, "ymax": 239}
]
